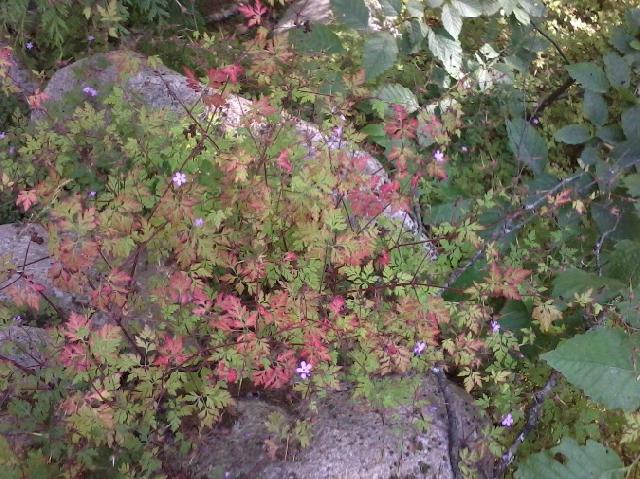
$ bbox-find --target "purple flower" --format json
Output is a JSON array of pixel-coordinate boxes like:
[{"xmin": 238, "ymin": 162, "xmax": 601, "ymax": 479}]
[
  {"xmin": 194, "ymin": 217, "xmax": 205, "ymax": 228},
  {"xmin": 13, "ymin": 315, "xmax": 23, "ymax": 324},
  {"xmin": 0, "ymin": 132, "xmax": 6, "ymax": 140},
  {"xmin": 172, "ymin": 172, "xmax": 187, "ymax": 188},
  {"xmin": 413, "ymin": 341, "xmax": 426, "ymax": 355},
  {"xmin": 490, "ymin": 320, "xmax": 501, "ymax": 334},
  {"xmin": 531, "ymin": 117, "xmax": 540, "ymax": 125},
  {"xmin": 25, "ymin": 42, "xmax": 34, "ymax": 50},
  {"xmin": 296, "ymin": 360, "xmax": 312, "ymax": 379},
  {"xmin": 460, "ymin": 145, "xmax": 468, "ymax": 153},
  {"xmin": 433, "ymin": 150, "xmax": 445, "ymax": 163},
  {"xmin": 501, "ymin": 413, "xmax": 514, "ymax": 427},
  {"xmin": 88, "ymin": 190, "xmax": 97, "ymax": 198},
  {"xmin": 82, "ymin": 86, "xmax": 98, "ymax": 97},
  {"xmin": 87, "ymin": 35, "xmax": 95, "ymax": 42}
]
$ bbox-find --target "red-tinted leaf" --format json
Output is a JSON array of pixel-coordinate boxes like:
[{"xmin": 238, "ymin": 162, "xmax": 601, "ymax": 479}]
[{"xmin": 16, "ymin": 189, "xmax": 37, "ymax": 212}]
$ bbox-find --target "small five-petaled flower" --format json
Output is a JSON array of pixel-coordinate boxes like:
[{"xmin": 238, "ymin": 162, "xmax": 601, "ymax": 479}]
[
  {"xmin": 490, "ymin": 320, "xmax": 501, "ymax": 334},
  {"xmin": 83, "ymin": 87, "xmax": 98, "ymax": 97},
  {"xmin": 194, "ymin": 218, "xmax": 205, "ymax": 228},
  {"xmin": 172, "ymin": 172, "xmax": 187, "ymax": 188},
  {"xmin": 413, "ymin": 341, "xmax": 426, "ymax": 355},
  {"xmin": 25, "ymin": 41, "xmax": 34, "ymax": 50},
  {"xmin": 0, "ymin": 132, "xmax": 6, "ymax": 140},
  {"xmin": 501, "ymin": 413, "xmax": 513, "ymax": 427},
  {"xmin": 434, "ymin": 150, "xmax": 445, "ymax": 163},
  {"xmin": 296, "ymin": 360, "xmax": 312, "ymax": 380}
]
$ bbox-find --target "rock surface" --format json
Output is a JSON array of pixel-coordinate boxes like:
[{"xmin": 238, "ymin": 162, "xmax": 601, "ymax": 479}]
[
  {"xmin": 187, "ymin": 374, "xmax": 491, "ymax": 478},
  {"xmin": 0, "ymin": 223, "xmax": 77, "ymax": 314},
  {"xmin": 0, "ymin": 325, "xmax": 51, "ymax": 371},
  {"xmin": 0, "ymin": 42, "xmax": 38, "ymax": 100}
]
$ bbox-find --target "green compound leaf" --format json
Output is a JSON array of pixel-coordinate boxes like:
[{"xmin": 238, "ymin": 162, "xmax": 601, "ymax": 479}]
[
  {"xmin": 506, "ymin": 118, "xmax": 547, "ymax": 174},
  {"xmin": 441, "ymin": 3, "xmax": 463, "ymax": 38},
  {"xmin": 555, "ymin": 124, "xmax": 591, "ymax": 144},
  {"xmin": 583, "ymin": 91, "xmax": 608, "ymax": 126},
  {"xmin": 567, "ymin": 62, "xmax": 610, "ymax": 93},
  {"xmin": 374, "ymin": 83, "xmax": 420, "ymax": 113},
  {"xmin": 552, "ymin": 268, "xmax": 623, "ymax": 304},
  {"xmin": 515, "ymin": 438, "xmax": 624, "ymax": 479},
  {"xmin": 427, "ymin": 28, "xmax": 463, "ymax": 78},
  {"xmin": 542, "ymin": 328, "xmax": 640, "ymax": 410},
  {"xmin": 603, "ymin": 52, "xmax": 631, "ymax": 89},
  {"xmin": 621, "ymin": 105, "xmax": 640, "ymax": 141},
  {"xmin": 363, "ymin": 32, "xmax": 399, "ymax": 81},
  {"xmin": 289, "ymin": 24, "xmax": 344, "ymax": 54},
  {"xmin": 331, "ymin": 0, "xmax": 370, "ymax": 29}
]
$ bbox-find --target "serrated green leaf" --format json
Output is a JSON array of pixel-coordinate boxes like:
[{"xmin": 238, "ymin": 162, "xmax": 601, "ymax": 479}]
[
  {"xmin": 379, "ymin": 0, "xmax": 402, "ymax": 16},
  {"xmin": 289, "ymin": 24, "xmax": 344, "ymax": 54},
  {"xmin": 374, "ymin": 83, "xmax": 420, "ymax": 113},
  {"xmin": 441, "ymin": 3, "xmax": 463, "ymax": 38},
  {"xmin": 542, "ymin": 328, "xmax": 640, "ymax": 410},
  {"xmin": 623, "ymin": 174, "xmax": 640, "ymax": 197},
  {"xmin": 621, "ymin": 106, "xmax": 640, "ymax": 141},
  {"xmin": 363, "ymin": 32, "xmax": 399, "ymax": 81},
  {"xmin": 603, "ymin": 52, "xmax": 631, "ymax": 89},
  {"xmin": 552, "ymin": 268, "xmax": 623, "ymax": 304},
  {"xmin": 515, "ymin": 437, "xmax": 624, "ymax": 479},
  {"xmin": 566, "ymin": 63, "xmax": 610, "ymax": 93},
  {"xmin": 427, "ymin": 28, "xmax": 463, "ymax": 78},
  {"xmin": 506, "ymin": 118, "xmax": 548, "ymax": 174},
  {"xmin": 603, "ymin": 240, "xmax": 640, "ymax": 286},
  {"xmin": 618, "ymin": 300, "xmax": 640, "ymax": 328},
  {"xmin": 555, "ymin": 124, "xmax": 591, "ymax": 144},
  {"xmin": 583, "ymin": 91, "xmax": 608, "ymax": 126},
  {"xmin": 451, "ymin": 0, "xmax": 483, "ymax": 17},
  {"xmin": 331, "ymin": 0, "xmax": 370, "ymax": 29}
]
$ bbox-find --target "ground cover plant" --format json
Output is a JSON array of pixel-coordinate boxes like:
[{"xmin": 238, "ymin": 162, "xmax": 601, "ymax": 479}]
[{"xmin": 1, "ymin": 0, "xmax": 640, "ymax": 477}]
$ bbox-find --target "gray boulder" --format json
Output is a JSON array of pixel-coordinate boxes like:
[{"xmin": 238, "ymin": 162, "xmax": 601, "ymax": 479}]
[
  {"xmin": 31, "ymin": 50, "xmax": 202, "ymax": 122},
  {"xmin": 0, "ymin": 325, "xmax": 52, "ymax": 371},
  {"xmin": 186, "ymin": 374, "xmax": 491, "ymax": 478},
  {"xmin": 0, "ymin": 42, "xmax": 38, "ymax": 100},
  {"xmin": 0, "ymin": 222, "xmax": 78, "ymax": 314}
]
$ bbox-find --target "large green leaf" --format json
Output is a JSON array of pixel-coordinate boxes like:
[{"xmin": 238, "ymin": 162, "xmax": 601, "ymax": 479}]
[
  {"xmin": 552, "ymin": 268, "xmax": 623, "ymax": 304},
  {"xmin": 374, "ymin": 83, "xmax": 420, "ymax": 113},
  {"xmin": 566, "ymin": 63, "xmax": 610, "ymax": 93},
  {"xmin": 618, "ymin": 300, "xmax": 640, "ymax": 328},
  {"xmin": 583, "ymin": 91, "xmax": 608, "ymax": 126},
  {"xmin": 451, "ymin": 0, "xmax": 483, "ymax": 17},
  {"xmin": 621, "ymin": 106, "xmax": 640, "ymax": 141},
  {"xmin": 555, "ymin": 124, "xmax": 591, "ymax": 144},
  {"xmin": 379, "ymin": 0, "xmax": 402, "ymax": 16},
  {"xmin": 506, "ymin": 118, "xmax": 548, "ymax": 174},
  {"xmin": 603, "ymin": 52, "xmax": 631, "ymax": 89},
  {"xmin": 289, "ymin": 24, "xmax": 344, "ymax": 54},
  {"xmin": 427, "ymin": 28, "xmax": 463, "ymax": 78},
  {"xmin": 603, "ymin": 240, "xmax": 640, "ymax": 286},
  {"xmin": 331, "ymin": 0, "xmax": 369, "ymax": 29},
  {"xmin": 515, "ymin": 437, "xmax": 624, "ymax": 479},
  {"xmin": 441, "ymin": 3, "xmax": 463, "ymax": 38},
  {"xmin": 623, "ymin": 174, "xmax": 640, "ymax": 196},
  {"xmin": 363, "ymin": 32, "xmax": 399, "ymax": 81},
  {"xmin": 542, "ymin": 328, "xmax": 640, "ymax": 410}
]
